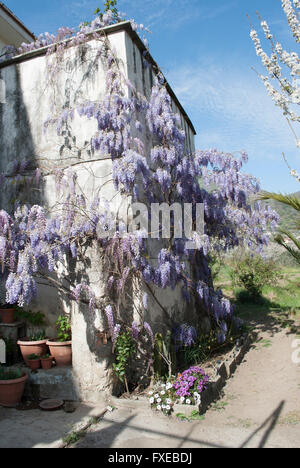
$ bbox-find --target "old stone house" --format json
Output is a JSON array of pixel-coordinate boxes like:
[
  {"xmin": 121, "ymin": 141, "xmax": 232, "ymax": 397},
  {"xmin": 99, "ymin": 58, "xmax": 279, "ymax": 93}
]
[
  {"xmin": 0, "ymin": 3, "xmax": 35, "ymax": 50},
  {"xmin": 0, "ymin": 19, "xmax": 197, "ymax": 401}
]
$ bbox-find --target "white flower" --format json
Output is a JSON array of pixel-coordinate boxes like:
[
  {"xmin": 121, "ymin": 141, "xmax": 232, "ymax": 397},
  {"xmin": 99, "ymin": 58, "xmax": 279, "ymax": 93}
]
[
  {"xmin": 186, "ymin": 399, "xmax": 191, "ymax": 405},
  {"xmin": 193, "ymin": 392, "xmax": 199, "ymax": 397},
  {"xmin": 157, "ymin": 405, "xmax": 162, "ymax": 411},
  {"xmin": 166, "ymin": 398, "xmax": 172, "ymax": 405},
  {"xmin": 160, "ymin": 390, "xmax": 166, "ymax": 395},
  {"xmin": 166, "ymin": 382, "xmax": 173, "ymax": 390},
  {"xmin": 148, "ymin": 390, "xmax": 154, "ymax": 395},
  {"xmin": 149, "ymin": 397, "xmax": 154, "ymax": 404},
  {"xmin": 166, "ymin": 405, "xmax": 171, "ymax": 411},
  {"xmin": 180, "ymin": 397, "xmax": 185, "ymax": 403},
  {"xmin": 155, "ymin": 394, "xmax": 159, "ymax": 399},
  {"xmin": 157, "ymin": 398, "xmax": 162, "ymax": 403}
]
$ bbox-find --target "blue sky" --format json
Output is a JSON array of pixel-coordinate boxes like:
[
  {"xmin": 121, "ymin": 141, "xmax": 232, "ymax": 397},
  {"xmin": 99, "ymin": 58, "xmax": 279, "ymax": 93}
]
[{"xmin": 4, "ymin": 0, "xmax": 300, "ymax": 193}]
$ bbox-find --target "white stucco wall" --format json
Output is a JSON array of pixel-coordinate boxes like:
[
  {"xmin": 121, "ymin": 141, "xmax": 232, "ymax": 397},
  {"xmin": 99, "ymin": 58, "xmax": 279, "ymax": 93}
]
[
  {"xmin": 0, "ymin": 23, "xmax": 197, "ymax": 401},
  {"xmin": 0, "ymin": 5, "xmax": 34, "ymax": 48}
]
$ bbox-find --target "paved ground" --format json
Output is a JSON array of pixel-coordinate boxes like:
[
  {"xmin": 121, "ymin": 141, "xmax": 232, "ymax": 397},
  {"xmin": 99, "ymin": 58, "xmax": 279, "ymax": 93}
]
[
  {"xmin": 0, "ymin": 315, "xmax": 299, "ymax": 448},
  {"xmin": 75, "ymin": 326, "xmax": 300, "ymax": 448}
]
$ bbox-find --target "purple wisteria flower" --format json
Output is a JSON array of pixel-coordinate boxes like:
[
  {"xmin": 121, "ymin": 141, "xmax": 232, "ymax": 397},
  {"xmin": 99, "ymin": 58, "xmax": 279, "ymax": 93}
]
[
  {"xmin": 173, "ymin": 324, "xmax": 198, "ymax": 349},
  {"xmin": 144, "ymin": 322, "xmax": 154, "ymax": 348},
  {"xmin": 105, "ymin": 305, "xmax": 114, "ymax": 337},
  {"xmin": 131, "ymin": 321, "xmax": 139, "ymax": 341}
]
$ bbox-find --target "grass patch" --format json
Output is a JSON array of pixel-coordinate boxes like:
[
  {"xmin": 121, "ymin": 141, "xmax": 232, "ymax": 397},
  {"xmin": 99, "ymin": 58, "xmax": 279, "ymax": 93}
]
[
  {"xmin": 279, "ymin": 411, "xmax": 300, "ymax": 426},
  {"xmin": 63, "ymin": 430, "xmax": 85, "ymax": 446},
  {"xmin": 176, "ymin": 411, "xmax": 205, "ymax": 422},
  {"xmin": 215, "ymin": 265, "xmax": 300, "ymax": 334},
  {"xmin": 211, "ymin": 401, "xmax": 228, "ymax": 411}
]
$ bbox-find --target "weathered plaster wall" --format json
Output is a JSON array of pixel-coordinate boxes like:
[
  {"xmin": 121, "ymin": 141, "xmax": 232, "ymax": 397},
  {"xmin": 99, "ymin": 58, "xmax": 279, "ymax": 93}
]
[{"xmin": 0, "ymin": 24, "xmax": 198, "ymax": 401}]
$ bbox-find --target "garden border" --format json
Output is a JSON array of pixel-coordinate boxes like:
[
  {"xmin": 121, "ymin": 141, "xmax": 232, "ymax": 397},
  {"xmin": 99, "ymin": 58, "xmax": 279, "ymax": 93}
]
[{"xmin": 108, "ymin": 331, "xmax": 257, "ymax": 418}]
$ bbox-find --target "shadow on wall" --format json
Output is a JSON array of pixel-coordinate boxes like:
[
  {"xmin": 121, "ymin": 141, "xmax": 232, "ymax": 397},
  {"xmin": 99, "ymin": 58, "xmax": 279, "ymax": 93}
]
[
  {"xmin": 0, "ymin": 47, "xmax": 130, "ymax": 399},
  {"xmin": 0, "ymin": 39, "xmax": 205, "ymax": 400}
]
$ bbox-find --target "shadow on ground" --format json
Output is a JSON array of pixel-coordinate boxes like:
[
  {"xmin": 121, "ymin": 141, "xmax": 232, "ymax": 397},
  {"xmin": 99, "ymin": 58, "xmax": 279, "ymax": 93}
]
[
  {"xmin": 0, "ymin": 402, "xmax": 101, "ymax": 448},
  {"xmin": 73, "ymin": 401, "xmax": 286, "ymax": 449}
]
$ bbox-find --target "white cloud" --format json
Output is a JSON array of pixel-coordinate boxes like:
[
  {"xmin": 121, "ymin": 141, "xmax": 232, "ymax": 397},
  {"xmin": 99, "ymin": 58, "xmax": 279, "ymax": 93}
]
[
  {"xmin": 166, "ymin": 61, "xmax": 297, "ymax": 157},
  {"xmin": 67, "ymin": 0, "xmax": 237, "ymax": 30}
]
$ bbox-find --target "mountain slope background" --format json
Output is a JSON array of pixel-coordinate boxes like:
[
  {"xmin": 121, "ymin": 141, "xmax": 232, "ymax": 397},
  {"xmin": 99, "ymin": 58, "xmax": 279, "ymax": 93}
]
[{"xmin": 262, "ymin": 191, "xmax": 300, "ymax": 232}]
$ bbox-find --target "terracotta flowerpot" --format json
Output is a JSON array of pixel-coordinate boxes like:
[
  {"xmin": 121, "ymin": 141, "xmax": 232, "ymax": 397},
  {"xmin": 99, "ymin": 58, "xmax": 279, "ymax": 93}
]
[
  {"xmin": 41, "ymin": 356, "xmax": 53, "ymax": 370},
  {"xmin": 17, "ymin": 339, "xmax": 48, "ymax": 365},
  {"xmin": 27, "ymin": 359, "xmax": 41, "ymax": 371},
  {"xmin": 46, "ymin": 341, "xmax": 72, "ymax": 367},
  {"xmin": 0, "ymin": 373, "xmax": 28, "ymax": 407},
  {"xmin": 0, "ymin": 308, "xmax": 15, "ymax": 324}
]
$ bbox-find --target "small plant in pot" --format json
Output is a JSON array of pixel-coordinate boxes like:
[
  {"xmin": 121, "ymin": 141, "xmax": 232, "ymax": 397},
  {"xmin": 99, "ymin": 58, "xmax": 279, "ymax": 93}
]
[
  {"xmin": 17, "ymin": 330, "xmax": 48, "ymax": 366},
  {"xmin": 47, "ymin": 315, "xmax": 72, "ymax": 367},
  {"xmin": 0, "ymin": 366, "xmax": 28, "ymax": 407},
  {"xmin": 27, "ymin": 354, "xmax": 41, "ymax": 371},
  {"xmin": 40, "ymin": 353, "xmax": 53, "ymax": 370},
  {"xmin": 0, "ymin": 303, "xmax": 16, "ymax": 324}
]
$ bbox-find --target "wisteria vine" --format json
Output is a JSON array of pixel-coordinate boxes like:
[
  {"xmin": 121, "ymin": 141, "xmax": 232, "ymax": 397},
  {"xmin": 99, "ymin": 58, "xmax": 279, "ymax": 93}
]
[{"xmin": 0, "ymin": 5, "xmax": 279, "ymax": 350}]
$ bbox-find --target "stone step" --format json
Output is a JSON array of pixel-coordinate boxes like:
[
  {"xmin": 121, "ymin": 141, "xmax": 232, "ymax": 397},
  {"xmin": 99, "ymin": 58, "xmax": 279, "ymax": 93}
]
[{"xmin": 20, "ymin": 365, "xmax": 79, "ymax": 401}]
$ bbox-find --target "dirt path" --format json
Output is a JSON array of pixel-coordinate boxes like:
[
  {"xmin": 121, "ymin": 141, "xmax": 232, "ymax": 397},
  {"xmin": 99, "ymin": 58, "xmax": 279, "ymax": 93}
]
[
  {"xmin": 75, "ymin": 319, "xmax": 300, "ymax": 449},
  {"xmin": 0, "ymin": 315, "xmax": 299, "ymax": 448}
]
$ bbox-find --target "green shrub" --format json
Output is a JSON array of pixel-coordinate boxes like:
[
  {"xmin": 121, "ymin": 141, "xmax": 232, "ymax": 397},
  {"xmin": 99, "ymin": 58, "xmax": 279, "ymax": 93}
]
[
  {"xmin": 28, "ymin": 330, "xmax": 46, "ymax": 341},
  {"xmin": 27, "ymin": 354, "xmax": 40, "ymax": 360},
  {"xmin": 113, "ymin": 331, "xmax": 136, "ymax": 393},
  {"xmin": 0, "ymin": 367, "xmax": 22, "ymax": 380},
  {"xmin": 230, "ymin": 253, "xmax": 279, "ymax": 301},
  {"xmin": 56, "ymin": 315, "xmax": 71, "ymax": 342}
]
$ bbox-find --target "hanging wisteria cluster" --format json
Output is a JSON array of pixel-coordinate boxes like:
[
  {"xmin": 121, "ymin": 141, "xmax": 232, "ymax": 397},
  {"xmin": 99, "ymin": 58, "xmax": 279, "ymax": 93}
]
[
  {"xmin": 0, "ymin": 5, "xmax": 279, "ymax": 346},
  {"xmin": 249, "ymin": 0, "xmax": 300, "ymax": 179}
]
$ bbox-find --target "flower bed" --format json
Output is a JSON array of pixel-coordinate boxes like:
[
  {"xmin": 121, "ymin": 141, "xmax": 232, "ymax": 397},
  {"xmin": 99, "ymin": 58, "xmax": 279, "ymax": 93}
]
[{"xmin": 148, "ymin": 366, "xmax": 210, "ymax": 415}]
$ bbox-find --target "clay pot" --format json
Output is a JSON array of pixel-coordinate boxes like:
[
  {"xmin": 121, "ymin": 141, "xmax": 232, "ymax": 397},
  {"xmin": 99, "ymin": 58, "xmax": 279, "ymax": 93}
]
[
  {"xmin": 0, "ymin": 308, "xmax": 15, "ymax": 324},
  {"xmin": 17, "ymin": 339, "xmax": 48, "ymax": 366},
  {"xmin": 27, "ymin": 358, "xmax": 41, "ymax": 371},
  {"xmin": 46, "ymin": 341, "xmax": 72, "ymax": 367},
  {"xmin": 41, "ymin": 356, "xmax": 53, "ymax": 370},
  {"xmin": 0, "ymin": 373, "xmax": 28, "ymax": 407}
]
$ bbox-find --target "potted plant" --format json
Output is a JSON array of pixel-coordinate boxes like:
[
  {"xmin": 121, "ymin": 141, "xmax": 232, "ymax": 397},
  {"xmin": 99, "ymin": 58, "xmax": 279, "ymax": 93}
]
[
  {"xmin": 0, "ymin": 366, "xmax": 28, "ymax": 407},
  {"xmin": 0, "ymin": 304, "xmax": 16, "ymax": 324},
  {"xmin": 17, "ymin": 330, "xmax": 48, "ymax": 365},
  {"xmin": 27, "ymin": 354, "xmax": 41, "ymax": 371},
  {"xmin": 47, "ymin": 315, "xmax": 72, "ymax": 367},
  {"xmin": 40, "ymin": 354, "xmax": 53, "ymax": 370}
]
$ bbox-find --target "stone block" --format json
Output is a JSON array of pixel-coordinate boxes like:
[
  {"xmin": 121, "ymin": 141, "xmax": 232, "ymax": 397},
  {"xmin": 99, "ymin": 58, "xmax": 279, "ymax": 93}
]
[{"xmin": 23, "ymin": 366, "xmax": 79, "ymax": 401}]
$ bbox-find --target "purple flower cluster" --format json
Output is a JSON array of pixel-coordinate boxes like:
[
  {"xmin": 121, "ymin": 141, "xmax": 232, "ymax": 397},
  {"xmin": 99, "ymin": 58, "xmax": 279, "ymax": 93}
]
[
  {"xmin": 173, "ymin": 366, "xmax": 209, "ymax": 398},
  {"xmin": 131, "ymin": 321, "xmax": 139, "ymax": 341},
  {"xmin": 173, "ymin": 324, "xmax": 198, "ymax": 349},
  {"xmin": 0, "ymin": 6, "xmax": 281, "ymax": 347}
]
